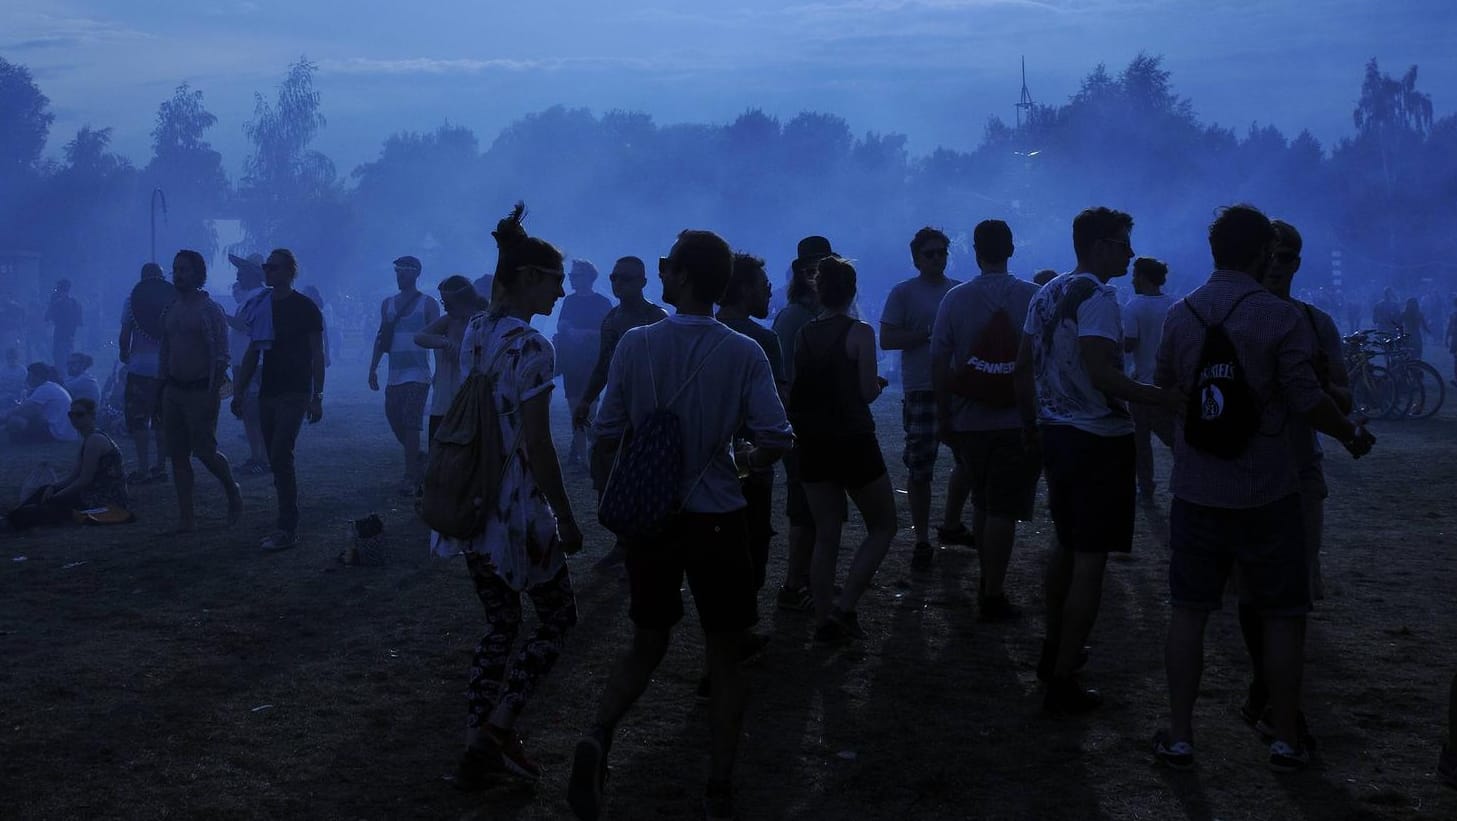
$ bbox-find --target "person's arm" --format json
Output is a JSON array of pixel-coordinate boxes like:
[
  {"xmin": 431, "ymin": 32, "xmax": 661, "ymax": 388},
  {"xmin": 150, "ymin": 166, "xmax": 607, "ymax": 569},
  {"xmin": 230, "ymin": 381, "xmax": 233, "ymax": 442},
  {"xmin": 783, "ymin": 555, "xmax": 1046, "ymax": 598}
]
[
  {"xmin": 50, "ymin": 436, "xmax": 105, "ymax": 501},
  {"xmin": 157, "ymin": 308, "xmax": 172, "ymax": 383},
  {"xmin": 852, "ymin": 322, "xmax": 885, "ymax": 404},
  {"xmin": 878, "ymin": 287, "xmax": 925, "ymax": 351},
  {"xmin": 589, "ymin": 330, "xmax": 634, "ymax": 460},
  {"xmin": 576, "ymin": 318, "xmax": 617, "ymax": 416},
  {"xmin": 520, "ymin": 390, "xmax": 581, "ymax": 552},
  {"xmin": 308, "ymin": 330, "xmax": 325, "ymax": 423},
  {"xmin": 1122, "ymin": 303, "xmax": 1140, "ymax": 355},
  {"xmin": 1082, "ymin": 336, "xmax": 1178, "ymax": 410},
  {"xmin": 742, "ymin": 345, "xmax": 794, "ymax": 469},
  {"xmin": 230, "ymin": 346, "xmax": 260, "ymax": 419},
  {"xmin": 413, "ymin": 314, "xmax": 452, "ymax": 348},
  {"xmin": 205, "ymin": 302, "xmax": 230, "ymax": 393},
  {"xmin": 368, "ymin": 298, "xmax": 388, "ymax": 391},
  {"xmin": 930, "ymin": 299, "xmax": 955, "ymax": 443}
]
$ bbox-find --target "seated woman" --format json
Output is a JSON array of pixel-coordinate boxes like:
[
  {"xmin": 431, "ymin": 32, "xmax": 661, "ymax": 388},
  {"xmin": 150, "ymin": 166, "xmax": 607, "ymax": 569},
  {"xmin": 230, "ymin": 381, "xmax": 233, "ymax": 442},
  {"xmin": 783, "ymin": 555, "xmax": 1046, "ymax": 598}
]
[{"xmin": 5, "ymin": 398, "xmax": 132, "ymax": 530}]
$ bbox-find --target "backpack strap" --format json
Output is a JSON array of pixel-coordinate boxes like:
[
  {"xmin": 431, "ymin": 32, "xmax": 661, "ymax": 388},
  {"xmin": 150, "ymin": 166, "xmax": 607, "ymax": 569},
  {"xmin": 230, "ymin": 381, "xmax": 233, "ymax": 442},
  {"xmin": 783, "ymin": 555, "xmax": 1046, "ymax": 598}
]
[
  {"xmin": 1185, "ymin": 288, "xmax": 1259, "ymax": 329},
  {"xmin": 660, "ymin": 330, "xmax": 733, "ymax": 409}
]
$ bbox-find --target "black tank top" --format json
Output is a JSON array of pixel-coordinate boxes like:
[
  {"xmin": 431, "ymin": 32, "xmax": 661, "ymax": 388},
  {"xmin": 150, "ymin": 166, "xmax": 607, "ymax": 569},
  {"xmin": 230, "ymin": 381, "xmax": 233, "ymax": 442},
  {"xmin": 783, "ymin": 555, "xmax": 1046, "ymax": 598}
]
[{"xmin": 789, "ymin": 314, "xmax": 875, "ymax": 439}]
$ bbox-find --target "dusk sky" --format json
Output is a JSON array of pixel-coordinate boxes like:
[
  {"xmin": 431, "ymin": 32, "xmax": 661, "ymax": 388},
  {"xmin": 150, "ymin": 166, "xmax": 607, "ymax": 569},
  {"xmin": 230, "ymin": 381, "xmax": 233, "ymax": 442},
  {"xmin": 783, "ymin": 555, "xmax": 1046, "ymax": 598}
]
[{"xmin": 5, "ymin": 0, "xmax": 1455, "ymax": 174}]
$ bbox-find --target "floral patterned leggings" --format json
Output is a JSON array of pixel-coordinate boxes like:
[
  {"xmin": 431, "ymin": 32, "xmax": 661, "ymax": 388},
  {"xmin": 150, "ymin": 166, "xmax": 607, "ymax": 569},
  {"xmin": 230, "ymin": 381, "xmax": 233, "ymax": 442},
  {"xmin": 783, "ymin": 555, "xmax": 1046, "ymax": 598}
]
[{"xmin": 464, "ymin": 554, "xmax": 578, "ymax": 728}]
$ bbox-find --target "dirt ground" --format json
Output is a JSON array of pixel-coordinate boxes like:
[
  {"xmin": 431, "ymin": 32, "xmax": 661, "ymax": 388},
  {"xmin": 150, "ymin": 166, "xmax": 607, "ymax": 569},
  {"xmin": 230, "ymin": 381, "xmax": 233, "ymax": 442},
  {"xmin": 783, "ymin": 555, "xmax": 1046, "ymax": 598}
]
[{"xmin": 2, "ymin": 356, "xmax": 1455, "ymax": 821}]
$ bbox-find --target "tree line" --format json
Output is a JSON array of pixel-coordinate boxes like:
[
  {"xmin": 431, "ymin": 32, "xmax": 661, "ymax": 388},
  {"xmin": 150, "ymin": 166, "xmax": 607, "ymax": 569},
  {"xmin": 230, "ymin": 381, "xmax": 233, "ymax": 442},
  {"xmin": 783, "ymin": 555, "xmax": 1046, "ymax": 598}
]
[{"xmin": 0, "ymin": 53, "xmax": 1452, "ymax": 313}]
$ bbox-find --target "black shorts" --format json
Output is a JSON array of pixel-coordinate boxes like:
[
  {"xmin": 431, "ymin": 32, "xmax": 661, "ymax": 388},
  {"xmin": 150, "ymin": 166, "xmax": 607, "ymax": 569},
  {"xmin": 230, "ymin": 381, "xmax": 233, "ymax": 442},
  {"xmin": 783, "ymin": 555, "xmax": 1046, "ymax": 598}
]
[
  {"xmin": 1042, "ymin": 425, "xmax": 1135, "ymax": 553},
  {"xmin": 625, "ymin": 510, "xmax": 758, "ymax": 633},
  {"xmin": 951, "ymin": 429, "xmax": 1040, "ymax": 522},
  {"xmin": 798, "ymin": 433, "xmax": 887, "ymax": 489},
  {"xmin": 1170, "ymin": 494, "xmax": 1310, "ymax": 616}
]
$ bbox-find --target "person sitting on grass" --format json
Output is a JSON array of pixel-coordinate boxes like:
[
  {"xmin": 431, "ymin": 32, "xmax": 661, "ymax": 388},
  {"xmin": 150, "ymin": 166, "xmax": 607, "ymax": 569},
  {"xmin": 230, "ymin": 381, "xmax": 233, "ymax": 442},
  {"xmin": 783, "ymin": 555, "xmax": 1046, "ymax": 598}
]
[
  {"xmin": 4, "ymin": 398, "xmax": 131, "ymax": 530},
  {"xmin": 63, "ymin": 352, "xmax": 101, "ymax": 405},
  {"xmin": 2, "ymin": 363, "xmax": 78, "ymax": 444}
]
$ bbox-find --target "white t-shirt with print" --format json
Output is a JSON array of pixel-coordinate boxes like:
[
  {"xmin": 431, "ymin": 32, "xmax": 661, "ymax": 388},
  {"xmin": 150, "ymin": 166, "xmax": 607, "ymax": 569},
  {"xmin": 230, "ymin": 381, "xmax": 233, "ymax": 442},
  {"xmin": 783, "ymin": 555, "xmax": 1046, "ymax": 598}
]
[
  {"xmin": 28, "ymin": 381, "xmax": 79, "ymax": 441},
  {"xmin": 1022, "ymin": 272, "xmax": 1134, "ymax": 437}
]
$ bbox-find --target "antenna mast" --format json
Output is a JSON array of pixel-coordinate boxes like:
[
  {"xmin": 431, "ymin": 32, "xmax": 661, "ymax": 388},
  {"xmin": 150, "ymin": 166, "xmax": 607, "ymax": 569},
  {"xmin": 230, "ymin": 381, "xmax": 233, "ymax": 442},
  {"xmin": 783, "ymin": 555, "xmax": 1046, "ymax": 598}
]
[{"xmin": 1016, "ymin": 56, "xmax": 1035, "ymax": 129}]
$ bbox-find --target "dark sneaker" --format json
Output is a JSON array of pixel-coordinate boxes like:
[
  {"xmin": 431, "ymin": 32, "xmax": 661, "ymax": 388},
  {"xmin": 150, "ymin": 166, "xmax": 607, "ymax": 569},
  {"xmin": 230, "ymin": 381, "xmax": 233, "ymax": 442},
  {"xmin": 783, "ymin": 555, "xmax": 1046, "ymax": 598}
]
[
  {"xmin": 937, "ymin": 523, "xmax": 975, "ymax": 547},
  {"xmin": 451, "ymin": 744, "xmax": 504, "ymax": 791},
  {"xmin": 260, "ymin": 531, "xmax": 297, "ymax": 552},
  {"xmin": 1439, "ymin": 744, "xmax": 1456, "ymax": 788},
  {"xmin": 488, "ymin": 726, "xmax": 541, "ymax": 781},
  {"xmin": 978, "ymin": 594, "xmax": 1022, "ymax": 623},
  {"xmin": 704, "ymin": 780, "xmax": 735, "ymax": 821},
  {"xmin": 568, "ymin": 732, "xmax": 608, "ymax": 820},
  {"xmin": 911, "ymin": 542, "xmax": 934, "ymax": 571},
  {"xmin": 776, "ymin": 585, "xmax": 813, "ymax": 612},
  {"xmin": 739, "ymin": 632, "xmax": 770, "ymax": 665},
  {"xmin": 831, "ymin": 609, "xmax": 866, "ymax": 640},
  {"xmin": 813, "ymin": 618, "xmax": 848, "ymax": 644},
  {"xmin": 1152, "ymin": 730, "xmax": 1195, "ymax": 771},
  {"xmin": 1248, "ymin": 705, "xmax": 1318, "ymax": 752},
  {"xmin": 1044, "ymin": 676, "xmax": 1103, "ymax": 716},
  {"xmin": 1036, "ymin": 641, "xmax": 1090, "ymax": 683},
  {"xmin": 1268, "ymin": 740, "xmax": 1310, "ymax": 773}
]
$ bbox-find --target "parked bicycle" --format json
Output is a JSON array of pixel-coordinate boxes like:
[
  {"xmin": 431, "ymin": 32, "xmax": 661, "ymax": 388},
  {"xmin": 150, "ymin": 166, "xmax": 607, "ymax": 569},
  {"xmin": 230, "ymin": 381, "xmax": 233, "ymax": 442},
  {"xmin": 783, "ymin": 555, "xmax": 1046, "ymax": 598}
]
[{"xmin": 1342, "ymin": 328, "xmax": 1445, "ymax": 420}]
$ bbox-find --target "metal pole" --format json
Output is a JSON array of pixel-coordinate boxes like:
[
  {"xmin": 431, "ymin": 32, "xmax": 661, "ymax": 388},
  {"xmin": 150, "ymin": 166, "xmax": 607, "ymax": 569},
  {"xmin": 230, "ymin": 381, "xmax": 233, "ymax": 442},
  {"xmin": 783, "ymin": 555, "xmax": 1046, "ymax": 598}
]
[{"xmin": 150, "ymin": 188, "xmax": 168, "ymax": 263}]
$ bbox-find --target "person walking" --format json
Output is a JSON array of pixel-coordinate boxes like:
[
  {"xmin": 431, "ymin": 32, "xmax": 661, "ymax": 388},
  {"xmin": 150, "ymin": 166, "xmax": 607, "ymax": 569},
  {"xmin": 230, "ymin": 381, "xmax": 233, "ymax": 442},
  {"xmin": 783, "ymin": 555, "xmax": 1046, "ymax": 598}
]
[
  {"xmin": 444, "ymin": 204, "xmax": 584, "ymax": 788},
  {"xmin": 158, "ymin": 250, "xmax": 243, "ymax": 532},
  {"xmin": 569, "ymin": 230, "xmax": 792, "ymax": 821},
  {"xmin": 230, "ymin": 249, "xmax": 325, "ymax": 552},
  {"xmin": 792, "ymin": 255, "xmax": 897, "ymax": 642},
  {"xmin": 368, "ymin": 255, "xmax": 439, "ymax": 495}
]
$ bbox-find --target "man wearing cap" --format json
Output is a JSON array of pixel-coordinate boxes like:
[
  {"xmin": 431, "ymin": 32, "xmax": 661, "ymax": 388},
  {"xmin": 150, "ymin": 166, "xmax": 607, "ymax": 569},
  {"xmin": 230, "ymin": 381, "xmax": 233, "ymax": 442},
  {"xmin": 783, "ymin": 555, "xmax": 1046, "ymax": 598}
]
[
  {"xmin": 770, "ymin": 235, "xmax": 832, "ymax": 611},
  {"xmin": 119, "ymin": 262, "xmax": 174, "ymax": 483},
  {"xmin": 226, "ymin": 253, "xmax": 271, "ymax": 474},
  {"xmin": 369, "ymin": 255, "xmax": 440, "ymax": 494}
]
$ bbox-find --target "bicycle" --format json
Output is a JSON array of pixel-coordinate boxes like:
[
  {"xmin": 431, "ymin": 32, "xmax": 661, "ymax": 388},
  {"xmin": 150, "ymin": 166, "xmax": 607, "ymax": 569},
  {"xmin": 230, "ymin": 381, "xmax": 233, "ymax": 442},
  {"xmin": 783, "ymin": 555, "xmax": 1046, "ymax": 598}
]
[{"xmin": 1342, "ymin": 330, "xmax": 1398, "ymax": 419}]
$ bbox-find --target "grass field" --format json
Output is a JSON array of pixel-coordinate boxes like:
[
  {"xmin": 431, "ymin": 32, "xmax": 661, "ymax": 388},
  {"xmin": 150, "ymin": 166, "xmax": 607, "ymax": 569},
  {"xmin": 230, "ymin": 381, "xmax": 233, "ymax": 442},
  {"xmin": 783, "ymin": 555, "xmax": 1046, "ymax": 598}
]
[{"xmin": 2, "ymin": 356, "xmax": 1455, "ymax": 820}]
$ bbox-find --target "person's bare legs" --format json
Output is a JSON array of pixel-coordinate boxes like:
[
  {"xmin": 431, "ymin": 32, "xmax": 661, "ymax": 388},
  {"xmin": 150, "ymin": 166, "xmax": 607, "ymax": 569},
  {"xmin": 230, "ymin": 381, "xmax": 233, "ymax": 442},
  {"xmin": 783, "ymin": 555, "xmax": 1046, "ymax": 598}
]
[
  {"xmin": 243, "ymin": 404, "xmax": 267, "ymax": 465},
  {"xmin": 909, "ymin": 478, "xmax": 932, "ymax": 545},
  {"xmin": 131, "ymin": 430, "xmax": 151, "ymax": 475},
  {"xmin": 804, "ymin": 482, "xmax": 847, "ymax": 625},
  {"xmin": 403, "ymin": 429, "xmax": 421, "ymax": 483},
  {"xmin": 591, "ymin": 626, "xmax": 672, "ymax": 734},
  {"xmin": 783, "ymin": 524, "xmax": 814, "ymax": 590},
  {"xmin": 1166, "ymin": 606, "xmax": 1211, "ymax": 743},
  {"xmin": 1133, "ymin": 417, "xmax": 1155, "ymax": 497},
  {"xmin": 941, "ymin": 464, "xmax": 971, "ymax": 533},
  {"xmin": 704, "ymin": 630, "xmax": 747, "ymax": 784},
  {"xmin": 197, "ymin": 448, "xmax": 243, "ymax": 525},
  {"xmin": 1056, "ymin": 552, "xmax": 1109, "ymax": 676},
  {"xmin": 170, "ymin": 454, "xmax": 197, "ymax": 532},
  {"xmin": 1043, "ymin": 546, "xmax": 1074, "ymax": 659},
  {"xmin": 978, "ymin": 510, "xmax": 1016, "ymax": 599},
  {"xmin": 1263, "ymin": 615, "xmax": 1307, "ymax": 749},
  {"xmin": 835, "ymin": 474, "xmax": 897, "ymax": 615}
]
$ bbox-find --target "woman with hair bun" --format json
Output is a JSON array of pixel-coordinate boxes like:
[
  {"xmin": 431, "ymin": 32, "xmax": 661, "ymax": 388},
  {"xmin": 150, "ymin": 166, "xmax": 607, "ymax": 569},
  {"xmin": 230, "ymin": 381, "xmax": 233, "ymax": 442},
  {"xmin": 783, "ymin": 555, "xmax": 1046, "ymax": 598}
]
[
  {"xmin": 787, "ymin": 255, "xmax": 897, "ymax": 643},
  {"xmin": 442, "ymin": 203, "xmax": 583, "ymax": 788}
]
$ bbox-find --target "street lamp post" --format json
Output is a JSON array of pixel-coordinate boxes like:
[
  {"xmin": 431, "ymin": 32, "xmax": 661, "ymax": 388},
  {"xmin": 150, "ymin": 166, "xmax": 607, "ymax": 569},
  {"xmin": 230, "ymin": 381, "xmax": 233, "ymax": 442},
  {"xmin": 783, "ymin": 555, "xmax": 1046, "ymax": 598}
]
[{"xmin": 150, "ymin": 188, "xmax": 168, "ymax": 263}]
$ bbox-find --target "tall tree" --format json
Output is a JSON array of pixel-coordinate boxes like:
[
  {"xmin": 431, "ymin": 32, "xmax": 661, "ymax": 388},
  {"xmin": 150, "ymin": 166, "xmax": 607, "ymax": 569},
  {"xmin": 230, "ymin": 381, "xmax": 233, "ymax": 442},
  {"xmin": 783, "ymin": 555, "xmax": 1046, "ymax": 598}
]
[{"xmin": 145, "ymin": 83, "xmax": 229, "ymax": 260}]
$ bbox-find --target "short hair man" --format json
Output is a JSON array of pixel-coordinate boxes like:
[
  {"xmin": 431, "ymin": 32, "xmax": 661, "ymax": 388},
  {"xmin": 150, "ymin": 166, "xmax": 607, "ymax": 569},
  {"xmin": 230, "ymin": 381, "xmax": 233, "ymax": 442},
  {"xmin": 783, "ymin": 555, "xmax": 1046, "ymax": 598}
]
[
  {"xmin": 119, "ymin": 262, "xmax": 173, "ymax": 483},
  {"xmin": 931, "ymin": 220, "xmax": 1040, "ymax": 621},
  {"xmin": 230, "ymin": 249, "xmax": 326, "ymax": 552},
  {"xmin": 226, "ymin": 253, "xmax": 270, "ymax": 474},
  {"xmin": 882, "ymin": 227, "xmax": 975, "ymax": 570},
  {"xmin": 1153, "ymin": 205, "xmax": 1372, "ymax": 772},
  {"xmin": 1018, "ymin": 206, "xmax": 1183, "ymax": 715},
  {"xmin": 573, "ymin": 255, "xmax": 668, "ymax": 570},
  {"xmin": 556, "ymin": 260, "xmax": 612, "ymax": 467},
  {"xmin": 159, "ymin": 250, "xmax": 243, "ymax": 532},
  {"xmin": 570, "ymin": 230, "xmax": 792, "ymax": 821},
  {"xmin": 368, "ymin": 255, "xmax": 440, "ymax": 494},
  {"xmin": 2, "ymin": 362, "xmax": 77, "ymax": 443},
  {"xmin": 45, "ymin": 279, "xmax": 83, "ymax": 372},
  {"xmin": 1122, "ymin": 256, "xmax": 1176, "ymax": 500}
]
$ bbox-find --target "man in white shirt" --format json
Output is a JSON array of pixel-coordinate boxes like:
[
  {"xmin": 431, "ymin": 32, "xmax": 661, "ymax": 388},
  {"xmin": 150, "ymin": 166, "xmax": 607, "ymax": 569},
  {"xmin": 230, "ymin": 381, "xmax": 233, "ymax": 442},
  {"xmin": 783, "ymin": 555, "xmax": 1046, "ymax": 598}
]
[
  {"xmin": 571, "ymin": 230, "xmax": 793, "ymax": 821},
  {"xmin": 1121, "ymin": 257, "xmax": 1176, "ymax": 500},
  {"xmin": 1018, "ymin": 207, "xmax": 1182, "ymax": 716},
  {"xmin": 368, "ymin": 255, "xmax": 440, "ymax": 494},
  {"xmin": 3, "ymin": 363, "xmax": 77, "ymax": 443}
]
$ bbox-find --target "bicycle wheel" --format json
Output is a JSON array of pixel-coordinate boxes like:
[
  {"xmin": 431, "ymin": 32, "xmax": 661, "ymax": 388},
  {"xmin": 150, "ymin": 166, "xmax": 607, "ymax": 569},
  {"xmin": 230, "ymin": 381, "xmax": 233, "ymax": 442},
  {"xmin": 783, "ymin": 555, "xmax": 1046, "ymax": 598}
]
[
  {"xmin": 1353, "ymin": 365, "xmax": 1397, "ymax": 418},
  {"xmin": 1385, "ymin": 364, "xmax": 1416, "ymax": 419},
  {"xmin": 1402, "ymin": 360, "xmax": 1445, "ymax": 419}
]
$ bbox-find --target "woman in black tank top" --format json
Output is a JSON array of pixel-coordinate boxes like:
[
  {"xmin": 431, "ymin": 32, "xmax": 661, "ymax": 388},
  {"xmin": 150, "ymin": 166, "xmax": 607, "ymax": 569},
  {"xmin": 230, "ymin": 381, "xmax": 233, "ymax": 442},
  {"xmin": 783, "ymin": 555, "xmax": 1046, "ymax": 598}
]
[{"xmin": 787, "ymin": 257, "xmax": 897, "ymax": 643}]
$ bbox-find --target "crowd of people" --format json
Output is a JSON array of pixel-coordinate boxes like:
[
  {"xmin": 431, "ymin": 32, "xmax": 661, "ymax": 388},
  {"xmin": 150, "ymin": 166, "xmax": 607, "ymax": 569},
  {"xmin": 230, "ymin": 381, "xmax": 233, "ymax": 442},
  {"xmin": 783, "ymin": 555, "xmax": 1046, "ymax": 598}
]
[{"xmin": 4, "ymin": 198, "xmax": 1455, "ymax": 818}]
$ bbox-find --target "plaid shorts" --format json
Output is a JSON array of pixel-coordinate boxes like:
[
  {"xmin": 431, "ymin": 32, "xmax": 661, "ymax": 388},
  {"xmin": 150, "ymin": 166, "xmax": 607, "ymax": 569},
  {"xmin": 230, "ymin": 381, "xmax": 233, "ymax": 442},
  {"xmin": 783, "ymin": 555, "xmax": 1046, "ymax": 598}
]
[
  {"xmin": 385, "ymin": 381, "xmax": 429, "ymax": 436},
  {"xmin": 901, "ymin": 390, "xmax": 939, "ymax": 483},
  {"xmin": 124, "ymin": 374, "xmax": 162, "ymax": 433}
]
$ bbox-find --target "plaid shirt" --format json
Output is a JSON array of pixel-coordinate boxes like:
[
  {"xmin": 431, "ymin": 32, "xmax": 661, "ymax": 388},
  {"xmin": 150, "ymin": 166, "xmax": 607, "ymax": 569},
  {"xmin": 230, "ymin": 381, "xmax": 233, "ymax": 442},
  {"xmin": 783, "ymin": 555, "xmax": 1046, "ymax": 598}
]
[{"xmin": 1154, "ymin": 270, "xmax": 1328, "ymax": 509}]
